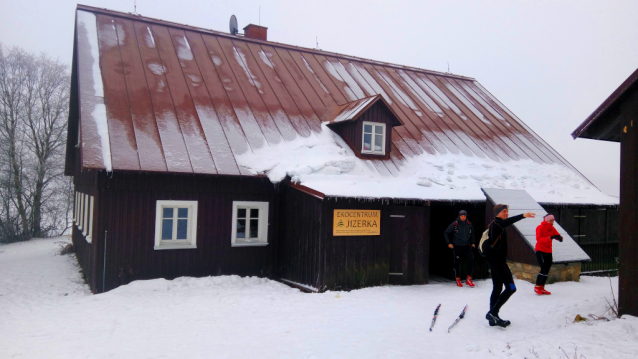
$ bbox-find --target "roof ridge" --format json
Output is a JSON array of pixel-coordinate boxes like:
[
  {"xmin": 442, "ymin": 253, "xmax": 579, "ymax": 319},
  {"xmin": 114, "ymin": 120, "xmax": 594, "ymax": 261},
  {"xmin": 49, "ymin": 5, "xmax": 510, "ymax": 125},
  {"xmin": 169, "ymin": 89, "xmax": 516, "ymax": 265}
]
[{"xmin": 76, "ymin": 4, "xmax": 475, "ymax": 81}]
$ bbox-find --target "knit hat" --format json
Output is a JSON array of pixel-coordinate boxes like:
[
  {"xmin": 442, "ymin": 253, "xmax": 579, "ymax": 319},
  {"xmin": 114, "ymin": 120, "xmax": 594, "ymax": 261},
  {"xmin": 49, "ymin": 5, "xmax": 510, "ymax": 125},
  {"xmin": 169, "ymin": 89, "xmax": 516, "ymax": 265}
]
[
  {"xmin": 493, "ymin": 204, "xmax": 508, "ymax": 216},
  {"xmin": 459, "ymin": 210, "xmax": 467, "ymax": 216}
]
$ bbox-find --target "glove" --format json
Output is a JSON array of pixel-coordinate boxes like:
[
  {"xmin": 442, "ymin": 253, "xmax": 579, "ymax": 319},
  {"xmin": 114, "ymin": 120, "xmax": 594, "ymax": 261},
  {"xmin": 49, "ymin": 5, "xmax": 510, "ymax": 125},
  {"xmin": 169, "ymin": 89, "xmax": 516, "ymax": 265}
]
[{"xmin": 551, "ymin": 235, "xmax": 563, "ymax": 242}]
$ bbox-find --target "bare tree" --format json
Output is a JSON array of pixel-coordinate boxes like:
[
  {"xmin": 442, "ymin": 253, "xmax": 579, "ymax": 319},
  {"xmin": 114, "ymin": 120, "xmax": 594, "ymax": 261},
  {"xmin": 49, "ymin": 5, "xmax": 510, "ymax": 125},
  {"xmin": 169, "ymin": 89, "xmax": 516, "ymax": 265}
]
[{"xmin": 0, "ymin": 44, "xmax": 71, "ymax": 243}]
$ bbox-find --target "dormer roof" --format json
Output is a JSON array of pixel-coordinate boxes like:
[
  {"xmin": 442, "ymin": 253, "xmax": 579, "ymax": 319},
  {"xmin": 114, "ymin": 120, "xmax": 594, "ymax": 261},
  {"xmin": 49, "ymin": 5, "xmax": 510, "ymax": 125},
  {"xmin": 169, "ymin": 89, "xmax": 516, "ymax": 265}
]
[{"xmin": 325, "ymin": 95, "xmax": 403, "ymax": 126}]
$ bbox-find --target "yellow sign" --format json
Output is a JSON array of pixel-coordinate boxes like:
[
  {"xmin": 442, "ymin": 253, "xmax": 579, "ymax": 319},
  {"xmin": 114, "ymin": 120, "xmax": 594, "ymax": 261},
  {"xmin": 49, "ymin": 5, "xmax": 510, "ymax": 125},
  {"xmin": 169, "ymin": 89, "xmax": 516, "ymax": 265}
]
[{"xmin": 333, "ymin": 210, "xmax": 381, "ymax": 236}]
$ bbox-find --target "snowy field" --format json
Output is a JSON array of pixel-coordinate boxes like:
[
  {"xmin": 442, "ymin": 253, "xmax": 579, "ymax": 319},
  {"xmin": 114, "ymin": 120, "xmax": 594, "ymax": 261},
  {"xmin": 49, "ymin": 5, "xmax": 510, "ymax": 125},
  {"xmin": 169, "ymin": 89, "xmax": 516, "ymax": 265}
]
[{"xmin": 1, "ymin": 238, "xmax": 636, "ymax": 359}]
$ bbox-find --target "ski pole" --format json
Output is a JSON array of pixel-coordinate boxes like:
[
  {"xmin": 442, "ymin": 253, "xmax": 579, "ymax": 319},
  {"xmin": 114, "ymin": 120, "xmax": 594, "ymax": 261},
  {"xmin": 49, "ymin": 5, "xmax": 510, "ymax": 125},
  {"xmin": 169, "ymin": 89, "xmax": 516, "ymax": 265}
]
[
  {"xmin": 429, "ymin": 304, "xmax": 441, "ymax": 332},
  {"xmin": 448, "ymin": 305, "xmax": 468, "ymax": 333}
]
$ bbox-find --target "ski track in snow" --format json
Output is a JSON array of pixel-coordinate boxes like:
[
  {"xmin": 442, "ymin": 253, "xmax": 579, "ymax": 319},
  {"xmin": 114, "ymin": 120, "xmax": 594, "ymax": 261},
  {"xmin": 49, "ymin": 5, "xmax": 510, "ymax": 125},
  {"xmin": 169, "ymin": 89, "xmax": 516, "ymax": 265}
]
[{"xmin": 0, "ymin": 238, "xmax": 636, "ymax": 359}]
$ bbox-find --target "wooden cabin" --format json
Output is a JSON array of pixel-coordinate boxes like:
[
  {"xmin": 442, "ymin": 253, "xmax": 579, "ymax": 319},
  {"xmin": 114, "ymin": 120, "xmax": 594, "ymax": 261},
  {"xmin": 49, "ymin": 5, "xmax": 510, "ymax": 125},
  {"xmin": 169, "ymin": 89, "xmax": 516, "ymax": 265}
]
[
  {"xmin": 572, "ymin": 68, "xmax": 638, "ymax": 316},
  {"xmin": 66, "ymin": 5, "xmax": 616, "ymax": 293}
]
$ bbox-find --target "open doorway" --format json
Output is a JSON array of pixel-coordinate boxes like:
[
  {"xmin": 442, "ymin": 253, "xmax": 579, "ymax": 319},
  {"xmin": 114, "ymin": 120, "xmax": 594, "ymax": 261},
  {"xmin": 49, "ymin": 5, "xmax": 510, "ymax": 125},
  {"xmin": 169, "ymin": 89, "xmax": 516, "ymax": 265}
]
[{"xmin": 428, "ymin": 202, "xmax": 488, "ymax": 280}]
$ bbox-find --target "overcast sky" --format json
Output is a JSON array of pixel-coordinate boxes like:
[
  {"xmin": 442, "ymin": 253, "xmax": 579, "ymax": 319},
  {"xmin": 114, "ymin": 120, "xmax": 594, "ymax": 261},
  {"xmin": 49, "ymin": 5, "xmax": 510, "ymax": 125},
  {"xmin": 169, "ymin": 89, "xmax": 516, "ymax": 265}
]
[{"xmin": 2, "ymin": 0, "xmax": 636, "ymax": 197}]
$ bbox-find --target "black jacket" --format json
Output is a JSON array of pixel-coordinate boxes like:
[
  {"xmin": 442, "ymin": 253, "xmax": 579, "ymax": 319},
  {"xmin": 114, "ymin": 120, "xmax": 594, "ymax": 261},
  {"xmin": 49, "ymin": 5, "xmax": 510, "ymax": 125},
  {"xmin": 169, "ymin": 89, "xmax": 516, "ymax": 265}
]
[
  {"xmin": 444, "ymin": 218, "xmax": 474, "ymax": 246},
  {"xmin": 484, "ymin": 214, "xmax": 525, "ymax": 260}
]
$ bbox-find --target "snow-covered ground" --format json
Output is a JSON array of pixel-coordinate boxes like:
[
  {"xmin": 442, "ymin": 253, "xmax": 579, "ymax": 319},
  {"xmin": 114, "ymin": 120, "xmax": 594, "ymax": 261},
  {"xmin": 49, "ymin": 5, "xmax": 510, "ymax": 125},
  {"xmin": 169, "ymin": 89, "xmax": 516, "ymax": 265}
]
[{"xmin": 1, "ymin": 238, "xmax": 636, "ymax": 359}]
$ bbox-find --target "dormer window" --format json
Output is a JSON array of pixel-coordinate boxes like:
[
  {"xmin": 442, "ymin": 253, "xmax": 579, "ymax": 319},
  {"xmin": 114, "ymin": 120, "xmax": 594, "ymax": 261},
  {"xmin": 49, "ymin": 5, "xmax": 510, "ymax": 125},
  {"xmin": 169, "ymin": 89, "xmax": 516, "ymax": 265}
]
[
  {"xmin": 362, "ymin": 122, "xmax": 386, "ymax": 155},
  {"xmin": 324, "ymin": 95, "xmax": 403, "ymax": 160}
]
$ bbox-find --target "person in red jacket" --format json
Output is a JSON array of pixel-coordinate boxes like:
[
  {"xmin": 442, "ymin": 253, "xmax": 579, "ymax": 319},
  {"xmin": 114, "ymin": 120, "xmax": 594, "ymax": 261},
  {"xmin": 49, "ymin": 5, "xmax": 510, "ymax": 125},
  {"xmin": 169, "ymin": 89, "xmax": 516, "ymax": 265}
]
[{"xmin": 534, "ymin": 214, "xmax": 563, "ymax": 295}]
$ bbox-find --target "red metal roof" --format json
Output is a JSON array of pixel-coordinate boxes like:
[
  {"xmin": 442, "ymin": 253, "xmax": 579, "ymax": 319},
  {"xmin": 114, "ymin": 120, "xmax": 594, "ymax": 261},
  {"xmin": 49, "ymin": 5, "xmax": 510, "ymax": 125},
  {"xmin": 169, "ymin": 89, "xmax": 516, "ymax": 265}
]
[{"xmin": 71, "ymin": 4, "xmax": 583, "ymax": 179}]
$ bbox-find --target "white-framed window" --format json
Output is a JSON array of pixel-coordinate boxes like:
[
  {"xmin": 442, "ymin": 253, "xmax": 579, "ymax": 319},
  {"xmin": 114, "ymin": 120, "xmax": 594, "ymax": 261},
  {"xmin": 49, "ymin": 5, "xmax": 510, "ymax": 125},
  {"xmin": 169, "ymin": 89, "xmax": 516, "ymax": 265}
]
[
  {"xmin": 361, "ymin": 121, "xmax": 386, "ymax": 155},
  {"xmin": 78, "ymin": 193, "xmax": 84, "ymax": 231},
  {"xmin": 231, "ymin": 201, "xmax": 269, "ymax": 247},
  {"xmin": 85, "ymin": 196, "xmax": 94, "ymax": 243},
  {"xmin": 73, "ymin": 191, "xmax": 94, "ymax": 243},
  {"xmin": 73, "ymin": 192, "xmax": 78, "ymax": 222},
  {"xmin": 83, "ymin": 194, "xmax": 89, "ymax": 237},
  {"xmin": 154, "ymin": 200, "xmax": 198, "ymax": 250}
]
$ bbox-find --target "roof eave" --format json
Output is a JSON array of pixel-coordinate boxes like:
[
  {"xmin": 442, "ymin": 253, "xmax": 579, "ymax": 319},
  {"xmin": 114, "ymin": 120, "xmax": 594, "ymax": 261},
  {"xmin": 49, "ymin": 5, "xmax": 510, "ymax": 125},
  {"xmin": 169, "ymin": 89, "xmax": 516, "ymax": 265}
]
[{"xmin": 572, "ymin": 67, "xmax": 638, "ymax": 141}]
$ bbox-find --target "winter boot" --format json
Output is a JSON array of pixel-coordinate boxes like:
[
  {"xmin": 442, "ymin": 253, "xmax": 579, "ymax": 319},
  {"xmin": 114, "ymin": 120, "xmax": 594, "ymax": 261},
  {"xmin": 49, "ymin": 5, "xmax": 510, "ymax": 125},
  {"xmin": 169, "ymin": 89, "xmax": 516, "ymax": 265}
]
[
  {"xmin": 466, "ymin": 276, "xmax": 475, "ymax": 287},
  {"xmin": 540, "ymin": 286, "xmax": 551, "ymax": 295},
  {"xmin": 486, "ymin": 312, "xmax": 511, "ymax": 328},
  {"xmin": 534, "ymin": 285, "xmax": 544, "ymax": 295},
  {"xmin": 456, "ymin": 277, "xmax": 463, "ymax": 287}
]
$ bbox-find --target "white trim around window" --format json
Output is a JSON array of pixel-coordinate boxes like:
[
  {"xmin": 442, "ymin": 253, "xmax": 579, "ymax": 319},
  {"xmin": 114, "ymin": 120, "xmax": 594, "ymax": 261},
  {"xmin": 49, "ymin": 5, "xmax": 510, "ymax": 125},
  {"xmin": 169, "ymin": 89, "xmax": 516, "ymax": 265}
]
[
  {"xmin": 82, "ymin": 194, "xmax": 89, "ymax": 237},
  {"xmin": 361, "ymin": 121, "xmax": 386, "ymax": 155},
  {"xmin": 154, "ymin": 200, "xmax": 198, "ymax": 250},
  {"xmin": 231, "ymin": 201, "xmax": 269, "ymax": 247},
  {"xmin": 73, "ymin": 192, "xmax": 78, "ymax": 223},
  {"xmin": 86, "ymin": 196, "xmax": 94, "ymax": 243},
  {"xmin": 78, "ymin": 193, "xmax": 84, "ymax": 231}
]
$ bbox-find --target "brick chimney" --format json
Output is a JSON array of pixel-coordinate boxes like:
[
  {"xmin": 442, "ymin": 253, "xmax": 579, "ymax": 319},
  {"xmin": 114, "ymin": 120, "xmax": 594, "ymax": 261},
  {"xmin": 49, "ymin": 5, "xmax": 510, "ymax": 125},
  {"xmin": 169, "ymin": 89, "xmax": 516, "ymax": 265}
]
[{"xmin": 243, "ymin": 24, "xmax": 268, "ymax": 41}]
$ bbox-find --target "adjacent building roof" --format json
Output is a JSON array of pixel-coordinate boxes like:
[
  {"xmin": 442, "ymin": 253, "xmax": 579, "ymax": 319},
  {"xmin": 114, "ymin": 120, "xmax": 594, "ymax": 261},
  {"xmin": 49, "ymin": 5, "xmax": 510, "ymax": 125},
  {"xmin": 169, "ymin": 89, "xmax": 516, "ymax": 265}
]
[
  {"xmin": 482, "ymin": 188, "xmax": 590, "ymax": 263},
  {"xmin": 572, "ymin": 68, "xmax": 638, "ymax": 142},
  {"xmin": 67, "ymin": 5, "xmax": 618, "ymax": 205}
]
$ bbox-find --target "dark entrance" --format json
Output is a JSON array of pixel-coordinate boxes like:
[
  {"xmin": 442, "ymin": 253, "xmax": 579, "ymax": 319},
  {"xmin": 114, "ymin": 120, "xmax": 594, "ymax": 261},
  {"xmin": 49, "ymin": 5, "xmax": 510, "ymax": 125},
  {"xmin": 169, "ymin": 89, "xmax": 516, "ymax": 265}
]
[
  {"xmin": 428, "ymin": 202, "xmax": 488, "ymax": 280},
  {"xmin": 386, "ymin": 205, "xmax": 429, "ymax": 285}
]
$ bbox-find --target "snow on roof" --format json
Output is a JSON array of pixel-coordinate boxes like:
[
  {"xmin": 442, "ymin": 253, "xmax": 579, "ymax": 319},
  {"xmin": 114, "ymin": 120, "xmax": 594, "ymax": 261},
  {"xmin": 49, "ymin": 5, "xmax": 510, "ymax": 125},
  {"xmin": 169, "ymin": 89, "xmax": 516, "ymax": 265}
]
[
  {"xmin": 237, "ymin": 124, "xmax": 618, "ymax": 205},
  {"xmin": 68, "ymin": 6, "xmax": 617, "ymax": 205},
  {"xmin": 76, "ymin": 10, "xmax": 112, "ymax": 172},
  {"xmin": 482, "ymin": 188, "xmax": 591, "ymax": 262}
]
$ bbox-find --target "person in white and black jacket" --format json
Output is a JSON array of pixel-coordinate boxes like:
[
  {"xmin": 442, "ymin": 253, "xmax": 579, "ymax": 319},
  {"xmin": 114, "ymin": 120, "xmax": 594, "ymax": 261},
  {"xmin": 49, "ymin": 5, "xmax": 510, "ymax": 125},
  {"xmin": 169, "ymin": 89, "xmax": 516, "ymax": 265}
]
[
  {"xmin": 444, "ymin": 210, "xmax": 476, "ymax": 287},
  {"xmin": 483, "ymin": 204, "xmax": 536, "ymax": 328}
]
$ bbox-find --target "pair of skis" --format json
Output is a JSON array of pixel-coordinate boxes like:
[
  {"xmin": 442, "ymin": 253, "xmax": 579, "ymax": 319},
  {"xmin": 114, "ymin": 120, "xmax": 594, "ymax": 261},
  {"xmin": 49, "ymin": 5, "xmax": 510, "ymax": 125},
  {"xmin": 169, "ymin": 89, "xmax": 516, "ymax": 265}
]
[{"xmin": 429, "ymin": 304, "xmax": 468, "ymax": 333}]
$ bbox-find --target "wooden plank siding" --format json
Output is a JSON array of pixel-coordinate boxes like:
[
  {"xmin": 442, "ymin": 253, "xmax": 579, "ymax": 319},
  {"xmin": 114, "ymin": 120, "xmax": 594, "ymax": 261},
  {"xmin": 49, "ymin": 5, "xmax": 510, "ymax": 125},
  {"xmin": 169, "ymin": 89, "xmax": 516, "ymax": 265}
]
[
  {"xmin": 83, "ymin": 171, "xmax": 279, "ymax": 292},
  {"xmin": 278, "ymin": 185, "xmax": 324, "ymax": 290},
  {"xmin": 541, "ymin": 204, "xmax": 620, "ymax": 274},
  {"xmin": 71, "ymin": 168, "xmax": 100, "ymax": 292},
  {"xmin": 320, "ymin": 198, "xmax": 430, "ymax": 291}
]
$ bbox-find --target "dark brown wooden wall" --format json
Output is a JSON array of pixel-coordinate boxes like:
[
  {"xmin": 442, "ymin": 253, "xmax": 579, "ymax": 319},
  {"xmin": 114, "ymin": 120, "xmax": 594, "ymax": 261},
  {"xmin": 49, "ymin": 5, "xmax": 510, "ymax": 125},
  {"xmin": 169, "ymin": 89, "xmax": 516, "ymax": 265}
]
[
  {"xmin": 320, "ymin": 198, "xmax": 430, "ymax": 291},
  {"xmin": 618, "ymin": 88, "xmax": 638, "ymax": 316},
  {"xmin": 278, "ymin": 185, "xmax": 324, "ymax": 289},
  {"xmin": 87, "ymin": 171, "xmax": 279, "ymax": 292},
  {"xmin": 71, "ymin": 169, "xmax": 100, "ymax": 292},
  {"xmin": 329, "ymin": 102, "xmax": 396, "ymax": 160},
  {"xmin": 543, "ymin": 205, "xmax": 619, "ymax": 273}
]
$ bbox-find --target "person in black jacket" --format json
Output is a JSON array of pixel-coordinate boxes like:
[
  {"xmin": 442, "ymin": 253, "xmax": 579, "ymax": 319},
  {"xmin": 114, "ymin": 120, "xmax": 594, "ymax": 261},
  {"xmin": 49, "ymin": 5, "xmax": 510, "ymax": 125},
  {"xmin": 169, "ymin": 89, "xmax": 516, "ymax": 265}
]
[
  {"xmin": 484, "ymin": 204, "xmax": 536, "ymax": 328},
  {"xmin": 444, "ymin": 210, "xmax": 476, "ymax": 287}
]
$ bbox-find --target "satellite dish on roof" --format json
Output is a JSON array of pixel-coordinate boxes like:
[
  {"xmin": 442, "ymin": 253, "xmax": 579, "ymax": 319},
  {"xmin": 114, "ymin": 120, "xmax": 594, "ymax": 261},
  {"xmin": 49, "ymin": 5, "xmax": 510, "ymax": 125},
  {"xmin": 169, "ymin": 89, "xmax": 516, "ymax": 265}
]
[{"xmin": 229, "ymin": 15, "xmax": 239, "ymax": 35}]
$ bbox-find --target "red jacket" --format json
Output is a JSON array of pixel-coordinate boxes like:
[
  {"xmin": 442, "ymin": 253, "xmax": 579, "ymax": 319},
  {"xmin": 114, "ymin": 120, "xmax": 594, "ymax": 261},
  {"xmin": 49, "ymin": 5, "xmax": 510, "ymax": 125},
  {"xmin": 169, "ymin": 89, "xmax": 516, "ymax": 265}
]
[{"xmin": 535, "ymin": 221, "xmax": 560, "ymax": 253}]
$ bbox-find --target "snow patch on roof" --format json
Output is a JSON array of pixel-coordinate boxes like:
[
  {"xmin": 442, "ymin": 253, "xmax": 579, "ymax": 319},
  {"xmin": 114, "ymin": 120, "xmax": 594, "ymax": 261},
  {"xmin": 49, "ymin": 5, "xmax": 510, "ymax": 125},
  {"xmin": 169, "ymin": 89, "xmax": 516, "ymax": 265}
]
[
  {"xmin": 443, "ymin": 80, "xmax": 492, "ymax": 125},
  {"xmin": 258, "ymin": 50, "xmax": 275, "ymax": 69},
  {"xmin": 176, "ymin": 36, "xmax": 193, "ymax": 61},
  {"xmin": 301, "ymin": 55, "xmax": 329, "ymax": 94},
  {"xmin": 235, "ymin": 124, "xmax": 617, "ymax": 205},
  {"xmin": 91, "ymin": 104, "xmax": 112, "ymax": 171},
  {"xmin": 144, "ymin": 27, "xmax": 156, "ymax": 48},
  {"xmin": 376, "ymin": 69, "xmax": 420, "ymax": 114},
  {"xmin": 397, "ymin": 70, "xmax": 444, "ymax": 117},
  {"xmin": 148, "ymin": 63, "xmax": 166, "ymax": 75},
  {"xmin": 323, "ymin": 60, "xmax": 357, "ymax": 101},
  {"xmin": 417, "ymin": 75, "xmax": 468, "ymax": 120},
  {"xmin": 233, "ymin": 46, "xmax": 263, "ymax": 94},
  {"xmin": 77, "ymin": 10, "xmax": 112, "ymax": 172},
  {"xmin": 78, "ymin": 11, "xmax": 103, "ymax": 98}
]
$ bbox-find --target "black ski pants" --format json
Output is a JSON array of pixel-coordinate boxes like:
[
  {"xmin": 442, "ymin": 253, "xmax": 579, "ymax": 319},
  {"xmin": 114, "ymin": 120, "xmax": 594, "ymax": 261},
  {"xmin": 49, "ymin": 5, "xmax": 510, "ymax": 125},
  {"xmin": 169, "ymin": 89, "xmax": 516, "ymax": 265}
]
[
  {"xmin": 485, "ymin": 256, "xmax": 517, "ymax": 316},
  {"xmin": 453, "ymin": 245, "xmax": 474, "ymax": 278},
  {"xmin": 535, "ymin": 251, "xmax": 553, "ymax": 286}
]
